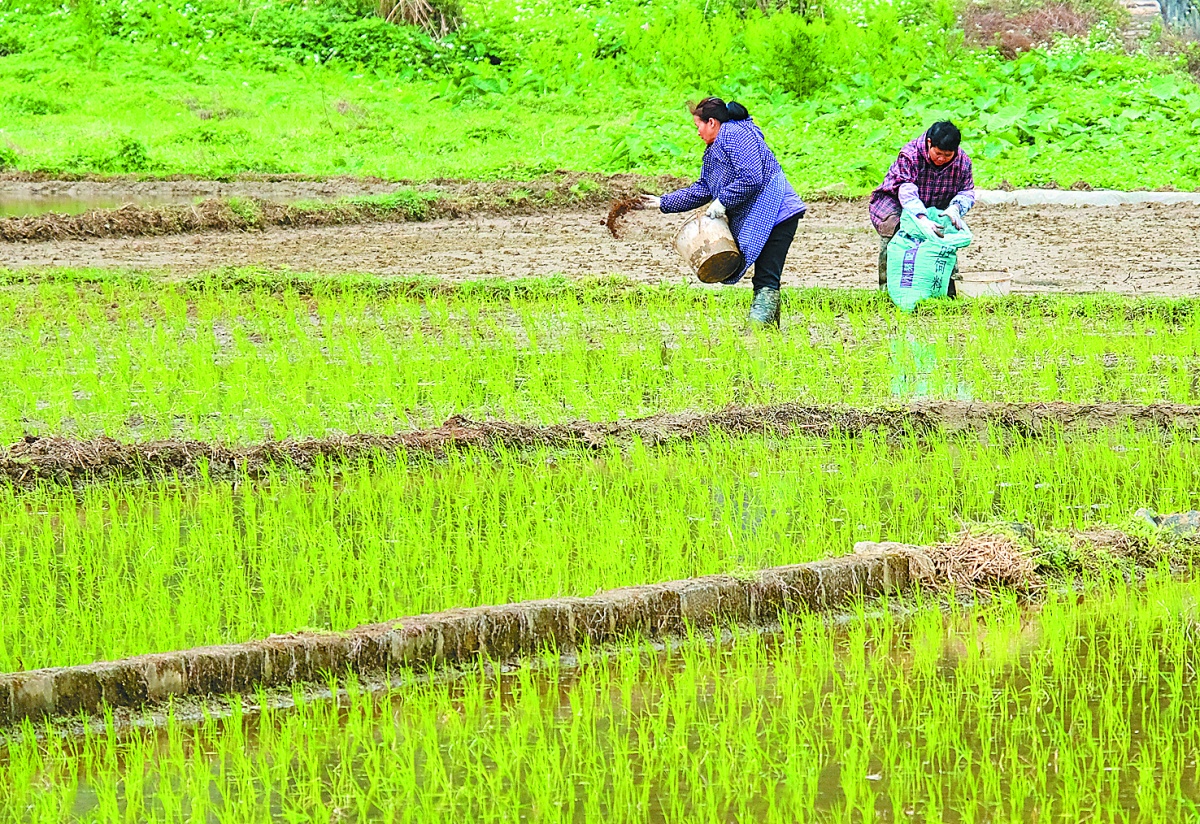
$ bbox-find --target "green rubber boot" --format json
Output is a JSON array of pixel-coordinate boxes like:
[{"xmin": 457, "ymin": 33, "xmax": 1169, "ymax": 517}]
[{"xmin": 747, "ymin": 287, "xmax": 781, "ymax": 330}]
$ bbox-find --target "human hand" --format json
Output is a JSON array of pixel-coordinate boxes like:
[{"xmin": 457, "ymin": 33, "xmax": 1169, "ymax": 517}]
[
  {"xmin": 945, "ymin": 205, "xmax": 965, "ymax": 230},
  {"xmin": 915, "ymin": 214, "xmax": 944, "ymax": 238},
  {"xmin": 705, "ymin": 199, "xmax": 727, "ymax": 220},
  {"xmin": 636, "ymin": 194, "xmax": 661, "ymax": 210}
]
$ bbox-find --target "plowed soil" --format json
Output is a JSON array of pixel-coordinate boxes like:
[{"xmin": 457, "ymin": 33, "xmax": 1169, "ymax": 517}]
[
  {"xmin": 2, "ymin": 199, "xmax": 1199, "ymax": 294},
  {"xmin": 5, "ymin": 401, "xmax": 1198, "ymax": 486}
]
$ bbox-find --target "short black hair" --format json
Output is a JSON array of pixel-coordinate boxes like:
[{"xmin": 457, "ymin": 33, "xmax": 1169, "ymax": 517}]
[{"xmin": 926, "ymin": 121, "xmax": 961, "ymax": 152}]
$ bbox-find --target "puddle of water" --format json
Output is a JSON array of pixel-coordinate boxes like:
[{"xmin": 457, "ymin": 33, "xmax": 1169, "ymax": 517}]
[{"xmin": 0, "ymin": 194, "xmax": 204, "ymax": 218}]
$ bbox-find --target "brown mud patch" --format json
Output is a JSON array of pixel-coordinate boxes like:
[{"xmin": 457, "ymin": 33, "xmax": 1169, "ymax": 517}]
[
  {"xmin": 3, "ymin": 200, "xmax": 1200, "ymax": 295},
  {"xmin": 4, "ymin": 401, "xmax": 1198, "ymax": 487}
]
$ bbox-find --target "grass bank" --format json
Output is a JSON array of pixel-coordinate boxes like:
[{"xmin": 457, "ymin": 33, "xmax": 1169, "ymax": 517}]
[{"xmin": 2, "ymin": 0, "xmax": 1200, "ymax": 189}]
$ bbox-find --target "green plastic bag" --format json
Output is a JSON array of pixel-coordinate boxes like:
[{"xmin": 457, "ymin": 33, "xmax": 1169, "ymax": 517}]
[{"xmin": 886, "ymin": 207, "xmax": 973, "ymax": 313}]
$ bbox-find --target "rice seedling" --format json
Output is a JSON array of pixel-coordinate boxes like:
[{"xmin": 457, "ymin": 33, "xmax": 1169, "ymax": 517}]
[
  {"xmin": 0, "ymin": 280, "xmax": 1198, "ymax": 443},
  {"xmin": 5, "ymin": 571, "xmax": 1200, "ymax": 822},
  {"xmin": 4, "ymin": 273, "xmax": 1199, "ymax": 819},
  {"xmin": 3, "ymin": 427, "xmax": 1199, "ymax": 672}
]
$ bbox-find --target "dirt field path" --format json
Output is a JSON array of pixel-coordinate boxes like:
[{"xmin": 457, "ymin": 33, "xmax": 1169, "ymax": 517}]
[{"xmin": 4, "ymin": 200, "xmax": 1199, "ymax": 294}]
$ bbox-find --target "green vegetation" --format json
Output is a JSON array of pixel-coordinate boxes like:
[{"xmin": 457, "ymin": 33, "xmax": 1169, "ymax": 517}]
[
  {"xmin": 9, "ymin": 573, "xmax": 1200, "ymax": 820},
  {"xmin": 0, "ymin": 177, "xmax": 1196, "ymax": 824},
  {"xmin": 2, "ymin": 0, "xmax": 1199, "ymax": 778},
  {"xmin": 5, "ymin": 428, "xmax": 1200, "ymax": 672},
  {"xmin": 1, "ymin": 0, "xmax": 1199, "ymax": 188},
  {"xmin": 1, "ymin": 278, "xmax": 1199, "ymax": 442}
]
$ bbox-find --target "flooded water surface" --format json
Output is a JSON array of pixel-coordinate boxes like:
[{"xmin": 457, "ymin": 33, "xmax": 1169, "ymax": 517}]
[{"xmin": 0, "ymin": 193, "xmax": 200, "ymax": 217}]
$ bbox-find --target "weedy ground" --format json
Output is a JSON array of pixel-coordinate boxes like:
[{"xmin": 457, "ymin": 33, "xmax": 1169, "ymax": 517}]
[{"xmin": 2, "ymin": 0, "xmax": 1200, "ymax": 189}]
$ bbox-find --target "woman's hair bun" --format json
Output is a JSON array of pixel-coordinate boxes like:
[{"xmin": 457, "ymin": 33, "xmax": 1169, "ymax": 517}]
[
  {"xmin": 689, "ymin": 97, "xmax": 750, "ymax": 123},
  {"xmin": 725, "ymin": 101, "xmax": 750, "ymax": 121}
]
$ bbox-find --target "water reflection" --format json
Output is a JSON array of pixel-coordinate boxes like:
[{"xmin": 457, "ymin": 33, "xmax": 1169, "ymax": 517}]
[{"xmin": 888, "ymin": 335, "xmax": 973, "ymax": 400}]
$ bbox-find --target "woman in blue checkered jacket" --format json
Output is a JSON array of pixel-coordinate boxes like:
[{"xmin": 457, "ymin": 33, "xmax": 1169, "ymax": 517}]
[{"xmin": 640, "ymin": 98, "xmax": 806, "ymax": 329}]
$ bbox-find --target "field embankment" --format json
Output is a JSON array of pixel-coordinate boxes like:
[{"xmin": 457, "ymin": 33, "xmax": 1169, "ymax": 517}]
[
  {"xmin": 2, "ymin": 521, "xmax": 1193, "ymax": 727},
  {"xmin": 5, "ymin": 401, "xmax": 1200, "ymax": 486},
  {"xmin": 0, "ymin": 551, "xmax": 910, "ymax": 726},
  {"xmin": 0, "ymin": 174, "xmax": 685, "ymax": 241}
]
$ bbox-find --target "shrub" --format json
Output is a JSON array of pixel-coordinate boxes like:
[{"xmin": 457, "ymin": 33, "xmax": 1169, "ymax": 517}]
[
  {"xmin": 745, "ymin": 12, "xmax": 840, "ymax": 97},
  {"xmin": 0, "ymin": 30, "xmax": 23, "ymax": 56},
  {"xmin": 6, "ymin": 93, "xmax": 65, "ymax": 116},
  {"xmin": 243, "ymin": 4, "xmax": 447, "ymax": 70},
  {"xmin": 113, "ymin": 137, "xmax": 150, "ymax": 171},
  {"xmin": 375, "ymin": 0, "xmax": 463, "ymax": 36}
]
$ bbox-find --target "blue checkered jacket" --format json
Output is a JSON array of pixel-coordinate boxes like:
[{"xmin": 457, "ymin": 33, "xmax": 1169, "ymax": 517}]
[{"xmin": 660, "ymin": 119, "xmax": 798, "ymax": 283}]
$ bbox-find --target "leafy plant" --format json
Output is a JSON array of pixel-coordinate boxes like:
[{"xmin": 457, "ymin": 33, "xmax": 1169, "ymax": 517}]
[
  {"xmin": 224, "ymin": 196, "xmax": 262, "ymax": 224},
  {"xmin": 112, "ymin": 136, "xmax": 149, "ymax": 171},
  {"xmin": 4, "ymin": 93, "xmax": 64, "ymax": 116},
  {"xmin": 745, "ymin": 12, "xmax": 839, "ymax": 97}
]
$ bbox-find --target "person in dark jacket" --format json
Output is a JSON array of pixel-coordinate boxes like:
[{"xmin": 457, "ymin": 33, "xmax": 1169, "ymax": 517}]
[{"xmin": 640, "ymin": 98, "xmax": 806, "ymax": 328}]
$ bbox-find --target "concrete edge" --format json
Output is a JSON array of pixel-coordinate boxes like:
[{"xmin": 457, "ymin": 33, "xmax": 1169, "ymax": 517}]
[
  {"xmin": 976, "ymin": 189, "xmax": 1200, "ymax": 207},
  {"xmin": 0, "ymin": 551, "xmax": 913, "ymax": 726}
]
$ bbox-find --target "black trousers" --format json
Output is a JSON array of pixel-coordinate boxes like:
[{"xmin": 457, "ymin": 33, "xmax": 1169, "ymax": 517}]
[{"xmin": 752, "ymin": 214, "xmax": 801, "ymax": 292}]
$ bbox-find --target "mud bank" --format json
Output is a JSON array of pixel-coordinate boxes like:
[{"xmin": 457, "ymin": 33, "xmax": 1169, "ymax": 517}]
[
  {"xmin": 0, "ymin": 551, "xmax": 912, "ymax": 726},
  {"xmin": 2, "ymin": 521, "xmax": 1187, "ymax": 726},
  {"xmin": 0, "ymin": 174, "xmax": 687, "ymax": 242},
  {"xmin": 4, "ymin": 401, "xmax": 1198, "ymax": 487}
]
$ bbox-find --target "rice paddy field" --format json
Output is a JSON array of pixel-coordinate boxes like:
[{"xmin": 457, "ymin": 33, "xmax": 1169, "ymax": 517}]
[
  {"xmin": 5, "ymin": 273, "xmax": 1200, "ymax": 821},
  {"xmin": 10, "ymin": 577, "xmax": 1200, "ymax": 821},
  {"xmin": 2, "ymin": 275, "xmax": 1200, "ymax": 442}
]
